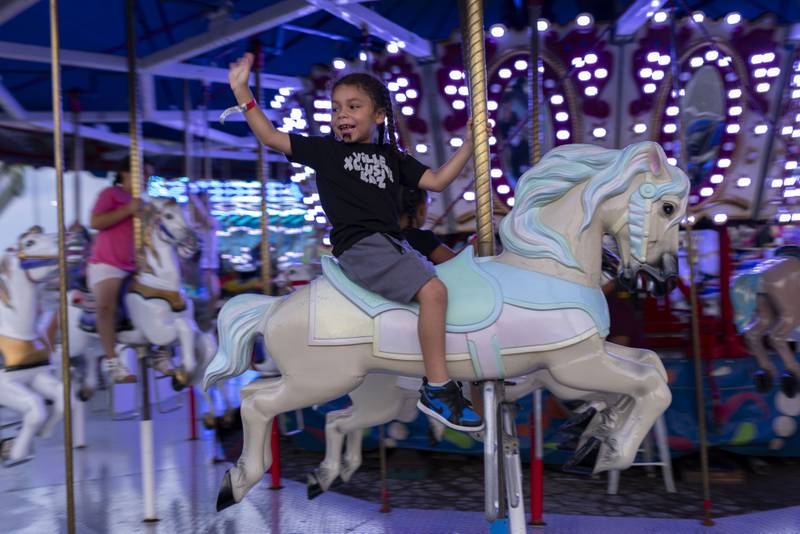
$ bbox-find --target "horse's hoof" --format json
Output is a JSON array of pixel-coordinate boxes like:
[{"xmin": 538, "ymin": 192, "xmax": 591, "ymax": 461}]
[
  {"xmin": 78, "ymin": 387, "xmax": 93, "ymax": 402},
  {"xmin": 780, "ymin": 371, "xmax": 798, "ymax": 398},
  {"xmin": 171, "ymin": 376, "xmax": 186, "ymax": 392},
  {"xmin": 557, "ymin": 407, "xmax": 597, "ymax": 436},
  {"xmin": 753, "ymin": 369, "xmax": 773, "ymax": 394},
  {"xmin": 562, "ymin": 436, "xmax": 600, "ymax": 476},
  {"xmin": 307, "ymin": 473, "xmax": 324, "ymax": 500},
  {"xmin": 216, "ymin": 470, "xmax": 237, "ymax": 512}
]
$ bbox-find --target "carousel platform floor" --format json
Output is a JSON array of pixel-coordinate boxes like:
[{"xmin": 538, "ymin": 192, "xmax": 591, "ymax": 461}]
[{"xmin": 1, "ymin": 388, "xmax": 799, "ymax": 533}]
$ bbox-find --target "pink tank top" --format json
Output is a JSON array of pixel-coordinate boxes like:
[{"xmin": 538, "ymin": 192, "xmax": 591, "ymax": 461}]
[{"xmin": 89, "ymin": 186, "xmax": 135, "ymax": 272}]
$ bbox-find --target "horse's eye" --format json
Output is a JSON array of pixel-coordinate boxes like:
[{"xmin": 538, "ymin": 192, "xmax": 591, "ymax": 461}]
[
  {"xmin": 662, "ymin": 203, "xmax": 675, "ymax": 216},
  {"xmin": 25, "ymin": 240, "xmax": 34, "ymax": 247},
  {"xmin": 165, "ymin": 213, "xmax": 173, "ymax": 219}
]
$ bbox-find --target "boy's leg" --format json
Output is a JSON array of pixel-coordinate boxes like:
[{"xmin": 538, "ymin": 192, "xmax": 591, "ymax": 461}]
[
  {"xmin": 92, "ymin": 276, "xmax": 136, "ymax": 383},
  {"xmin": 415, "ymin": 278, "xmax": 483, "ymax": 431}
]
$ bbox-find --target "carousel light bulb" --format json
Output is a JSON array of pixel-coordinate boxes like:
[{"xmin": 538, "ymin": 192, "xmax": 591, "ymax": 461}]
[
  {"xmin": 415, "ymin": 143, "xmax": 428, "ymax": 153},
  {"xmin": 458, "ymin": 86, "xmax": 469, "ymax": 96},
  {"xmin": 449, "ymin": 70, "xmax": 463, "ymax": 81},
  {"xmin": 490, "ymin": 24, "xmax": 506, "ymax": 38},
  {"xmin": 488, "ymin": 100, "xmax": 498, "ymax": 111},
  {"xmin": 406, "ymin": 89, "xmax": 418, "ymax": 99},
  {"xmin": 755, "ymin": 68, "xmax": 767, "ymax": 78},
  {"xmin": 728, "ymin": 106, "xmax": 743, "ymax": 116},
  {"xmin": 452, "ymin": 100, "xmax": 466, "ymax": 110},
  {"xmin": 690, "ymin": 57, "xmax": 703, "ymax": 68},
  {"xmin": 779, "ymin": 213, "xmax": 792, "ymax": 222},
  {"xmin": 763, "ymin": 52, "xmax": 776, "ymax": 63},
  {"xmin": 507, "ymin": 197, "xmax": 515, "ymax": 206},
  {"xmin": 643, "ymin": 83, "xmax": 657, "ymax": 94},
  {"xmin": 320, "ymin": 125, "xmax": 331, "ymax": 134},
  {"xmin": 786, "ymin": 161, "xmax": 798, "ymax": 169},
  {"xmin": 728, "ymin": 88, "xmax": 742, "ymax": 99},
  {"xmin": 705, "ymin": 50, "xmax": 719, "ymax": 61},
  {"xmin": 792, "ymin": 89, "xmax": 800, "ymax": 99},
  {"xmin": 550, "ymin": 94, "xmax": 564, "ymax": 105},
  {"xmin": 388, "ymin": 82, "xmax": 399, "ymax": 92},
  {"xmin": 737, "ymin": 177, "xmax": 751, "ymax": 187},
  {"xmin": 556, "ymin": 130, "xmax": 571, "ymax": 140},
  {"xmin": 397, "ymin": 77, "xmax": 409, "ymax": 88},
  {"xmin": 719, "ymin": 158, "xmax": 732, "ymax": 168},
  {"xmin": 290, "ymin": 108, "xmax": 302, "ymax": 119},
  {"xmin": 754, "ymin": 124, "xmax": 769, "ymax": 134},
  {"xmin": 386, "ymin": 42, "xmax": 399, "ymax": 54},
  {"xmin": 497, "ymin": 184, "xmax": 511, "ymax": 194},
  {"xmin": 571, "ymin": 57, "xmax": 585, "ymax": 68},
  {"xmin": 700, "ymin": 187, "xmax": 713, "ymax": 197},
  {"xmin": 270, "ymin": 101, "xmax": 281, "ymax": 109},
  {"xmin": 633, "ymin": 123, "xmax": 647, "ymax": 133},
  {"xmin": 692, "ymin": 12, "xmax": 705, "ymax": 23},
  {"xmin": 711, "ymin": 174, "xmax": 724, "ymax": 183},
  {"xmin": 279, "ymin": 87, "xmax": 292, "ymax": 96},
  {"xmin": 727, "ymin": 124, "xmax": 741, "ymax": 134},
  {"xmin": 538, "ymin": 19, "xmax": 549, "ymax": 32},
  {"xmin": 667, "ymin": 157, "xmax": 677, "ymax": 165},
  {"xmin": 275, "ymin": 95, "xmax": 285, "ymax": 103},
  {"xmin": 639, "ymin": 67, "xmax": 653, "ymax": 78},
  {"xmin": 585, "ymin": 86, "xmax": 599, "ymax": 96},
  {"xmin": 772, "ymin": 178, "xmax": 784, "ymax": 188},
  {"xmin": 450, "ymin": 137, "xmax": 464, "ymax": 147},
  {"xmin": 666, "ymin": 106, "xmax": 679, "ymax": 116},
  {"xmin": 756, "ymin": 83, "xmax": 770, "ymax": 93},
  {"xmin": 593, "ymin": 127, "xmax": 607, "ymax": 138},
  {"xmin": 646, "ymin": 52, "xmax": 660, "ymax": 63},
  {"xmin": 445, "ymin": 85, "xmax": 457, "ymax": 95},
  {"xmin": 653, "ymin": 11, "xmax": 668, "ymax": 23},
  {"xmin": 463, "ymin": 191, "xmax": 476, "ymax": 201},
  {"xmin": 585, "ymin": 53, "xmax": 598, "ymax": 65},
  {"xmin": 395, "ymin": 93, "xmax": 407, "ymax": 103},
  {"xmin": 713, "ymin": 213, "xmax": 728, "ymax": 223},
  {"xmin": 333, "ymin": 58, "xmax": 346, "ymax": 70},
  {"xmin": 359, "ymin": 51, "xmax": 368, "ymax": 61},
  {"xmin": 658, "ymin": 55, "xmax": 671, "ymax": 66},
  {"xmin": 555, "ymin": 111, "xmax": 569, "ymax": 122},
  {"xmin": 576, "ymin": 13, "xmax": 593, "ymax": 27},
  {"xmin": 316, "ymin": 216, "xmax": 327, "ymax": 224},
  {"xmin": 499, "ymin": 68, "xmax": 512, "ymax": 79},
  {"xmin": 402, "ymin": 106, "xmax": 414, "ymax": 116},
  {"xmin": 514, "ymin": 59, "xmax": 528, "ymax": 71},
  {"xmin": 726, "ymin": 12, "xmax": 742, "ymax": 25},
  {"xmin": 652, "ymin": 70, "xmax": 665, "ymax": 81},
  {"xmin": 783, "ymin": 126, "xmax": 794, "ymax": 135},
  {"xmin": 595, "ymin": 68, "xmax": 608, "ymax": 78},
  {"xmin": 491, "ymin": 168, "xmax": 503, "ymax": 178},
  {"xmin": 578, "ymin": 71, "xmax": 592, "ymax": 81},
  {"xmin": 767, "ymin": 67, "xmax": 780, "ymax": 77}
]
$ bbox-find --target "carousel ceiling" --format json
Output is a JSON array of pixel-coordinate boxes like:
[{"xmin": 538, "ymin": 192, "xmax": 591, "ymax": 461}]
[{"xmin": 0, "ymin": 0, "xmax": 799, "ymax": 228}]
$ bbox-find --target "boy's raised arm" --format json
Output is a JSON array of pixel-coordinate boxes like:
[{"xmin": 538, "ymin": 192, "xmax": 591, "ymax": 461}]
[{"xmin": 229, "ymin": 53, "xmax": 292, "ymax": 156}]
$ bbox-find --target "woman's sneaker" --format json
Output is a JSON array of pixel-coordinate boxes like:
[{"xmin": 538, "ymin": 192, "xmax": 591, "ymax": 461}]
[
  {"xmin": 103, "ymin": 357, "xmax": 137, "ymax": 383},
  {"xmin": 417, "ymin": 378, "xmax": 483, "ymax": 432}
]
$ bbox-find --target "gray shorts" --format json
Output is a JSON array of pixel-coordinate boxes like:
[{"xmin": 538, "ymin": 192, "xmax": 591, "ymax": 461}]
[{"xmin": 337, "ymin": 232, "xmax": 437, "ymax": 304}]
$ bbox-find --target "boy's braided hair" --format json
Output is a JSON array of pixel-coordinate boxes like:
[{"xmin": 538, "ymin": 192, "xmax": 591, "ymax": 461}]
[
  {"xmin": 400, "ymin": 187, "xmax": 427, "ymax": 229},
  {"xmin": 332, "ymin": 72, "xmax": 403, "ymax": 157}
]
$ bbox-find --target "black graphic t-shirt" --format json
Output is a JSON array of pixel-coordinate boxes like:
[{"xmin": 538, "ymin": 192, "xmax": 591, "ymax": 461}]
[{"xmin": 287, "ymin": 134, "xmax": 429, "ymax": 256}]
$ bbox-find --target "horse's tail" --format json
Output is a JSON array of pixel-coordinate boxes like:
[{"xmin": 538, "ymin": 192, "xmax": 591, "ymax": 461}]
[
  {"xmin": 202, "ymin": 293, "xmax": 279, "ymax": 390},
  {"xmin": 731, "ymin": 272, "xmax": 761, "ymax": 334}
]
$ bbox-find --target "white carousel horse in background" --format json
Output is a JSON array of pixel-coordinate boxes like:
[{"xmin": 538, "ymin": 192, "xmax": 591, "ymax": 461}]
[
  {"xmin": 732, "ymin": 246, "xmax": 800, "ymax": 397},
  {"xmin": 205, "ymin": 141, "xmax": 689, "ymax": 511},
  {"xmin": 68, "ymin": 198, "xmax": 217, "ymax": 398},
  {"xmin": 0, "ymin": 227, "xmax": 64, "ymax": 466}
]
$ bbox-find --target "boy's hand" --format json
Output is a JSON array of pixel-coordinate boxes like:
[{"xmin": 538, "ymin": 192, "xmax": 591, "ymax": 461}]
[
  {"xmin": 229, "ymin": 53, "xmax": 254, "ymax": 91},
  {"xmin": 465, "ymin": 119, "xmax": 493, "ymax": 146}
]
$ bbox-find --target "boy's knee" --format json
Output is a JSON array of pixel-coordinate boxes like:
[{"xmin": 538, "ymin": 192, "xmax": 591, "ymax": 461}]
[{"xmin": 418, "ymin": 278, "xmax": 447, "ymax": 304}]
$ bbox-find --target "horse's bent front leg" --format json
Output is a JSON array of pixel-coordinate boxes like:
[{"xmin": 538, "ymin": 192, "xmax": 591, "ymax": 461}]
[
  {"xmin": 744, "ymin": 297, "xmax": 780, "ymax": 391},
  {"xmin": 174, "ymin": 317, "xmax": 198, "ymax": 377}
]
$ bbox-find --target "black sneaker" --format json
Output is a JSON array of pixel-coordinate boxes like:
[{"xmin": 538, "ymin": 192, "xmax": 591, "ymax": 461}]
[{"xmin": 417, "ymin": 378, "xmax": 483, "ymax": 432}]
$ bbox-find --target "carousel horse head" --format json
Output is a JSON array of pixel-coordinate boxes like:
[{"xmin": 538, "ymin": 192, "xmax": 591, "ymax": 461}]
[
  {"xmin": 142, "ymin": 197, "xmax": 199, "ymax": 260},
  {"xmin": 9, "ymin": 226, "xmax": 60, "ymax": 283},
  {"xmin": 499, "ymin": 141, "xmax": 689, "ymax": 296}
]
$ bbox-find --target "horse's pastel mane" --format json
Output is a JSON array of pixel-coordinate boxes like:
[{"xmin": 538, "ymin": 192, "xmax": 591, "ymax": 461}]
[
  {"xmin": 499, "ymin": 141, "xmax": 687, "ymax": 270},
  {"xmin": 140, "ymin": 199, "xmax": 177, "ymax": 273},
  {"xmin": 0, "ymin": 254, "xmax": 12, "ymax": 309}
]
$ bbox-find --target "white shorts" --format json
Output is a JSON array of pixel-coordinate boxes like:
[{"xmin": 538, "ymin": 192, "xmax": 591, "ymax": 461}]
[{"xmin": 87, "ymin": 262, "xmax": 129, "ymax": 289}]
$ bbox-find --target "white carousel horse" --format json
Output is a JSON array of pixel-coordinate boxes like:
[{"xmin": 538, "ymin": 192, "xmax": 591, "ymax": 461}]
[
  {"xmin": 204, "ymin": 141, "xmax": 689, "ymax": 510},
  {"xmin": 307, "ymin": 246, "xmax": 651, "ymax": 494},
  {"xmin": 68, "ymin": 198, "xmax": 217, "ymax": 395},
  {"xmin": 0, "ymin": 227, "xmax": 64, "ymax": 466},
  {"xmin": 732, "ymin": 246, "xmax": 800, "ymax": 397}
]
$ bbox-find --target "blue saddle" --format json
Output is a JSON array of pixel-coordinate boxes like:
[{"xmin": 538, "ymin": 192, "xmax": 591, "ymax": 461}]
[
  {"xmin": 321, "ymin": 248, "xmax": 610, "ymax": 336},
  {"xmin": 78, "ymin": 275, "xmax": 135, "ymax": 334}
]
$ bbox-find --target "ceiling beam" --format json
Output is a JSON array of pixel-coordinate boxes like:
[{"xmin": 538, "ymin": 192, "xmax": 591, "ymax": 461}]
[
  {"xmin": 0, "ymin": 41, "xmax": 302, "ymax": 89},
  {"xmin": 12, "ymin": 109, "xmax": 280, "ymax": 123},
  {"xmin": 156, "ymin": 120, "xmax": 256, "ymax": 148},
  {"xmin": 306, "ymin": 0, "xmax": 432, "ymax": 58},
  {"xmin": 0, "ymin": 81, "xmax": 26, "ymax": 119},
  {"xmin": 140, "ymin": 0, "xmax": 317, "ymax": 70},
  {"xmin": 0, "ymin": 0, "xmax": 40, "ymax": 26}
]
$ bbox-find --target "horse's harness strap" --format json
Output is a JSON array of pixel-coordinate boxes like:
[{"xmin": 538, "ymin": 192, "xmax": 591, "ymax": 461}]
[
  {"xmin": 3, "ymin": 360, "xmax": 50, "ymax": 372},
  {"xmin": 0, "ymin": 335, "xmax": 49, "ymax": 367},
  {"xmin": 129, "ymin": 281, "xmax": 187, "ymax": 312}
]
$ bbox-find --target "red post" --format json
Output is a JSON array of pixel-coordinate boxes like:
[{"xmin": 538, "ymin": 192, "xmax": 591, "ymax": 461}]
[
  {"xmin": 269, "ymin": 418, "xmax": 282, "ymax": 489},
  {"xmin": 530, "ymin": 390, "xmax": 545, "ymax": 526},
  {"xmin": 188, "ymin": 386, "xmax": 197, "ymax": 441}
]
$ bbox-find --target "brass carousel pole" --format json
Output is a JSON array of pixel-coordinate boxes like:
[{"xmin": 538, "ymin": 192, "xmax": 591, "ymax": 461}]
[
  {"xmin": 48, "ymin": 2, "xmax": 75, "ymax": 532},
  {"xmin": 527, "ymin": 1, "xmax": 545, "ymax": 528},
  {"xmin": 126, "ymin": 0, "xmax": 158, "ymax": 522}
]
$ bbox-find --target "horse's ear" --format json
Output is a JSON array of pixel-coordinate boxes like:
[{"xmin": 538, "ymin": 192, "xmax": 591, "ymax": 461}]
[{"xmin": 648, "ymin": 145, "xmax": 663, "ymax": 176}]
